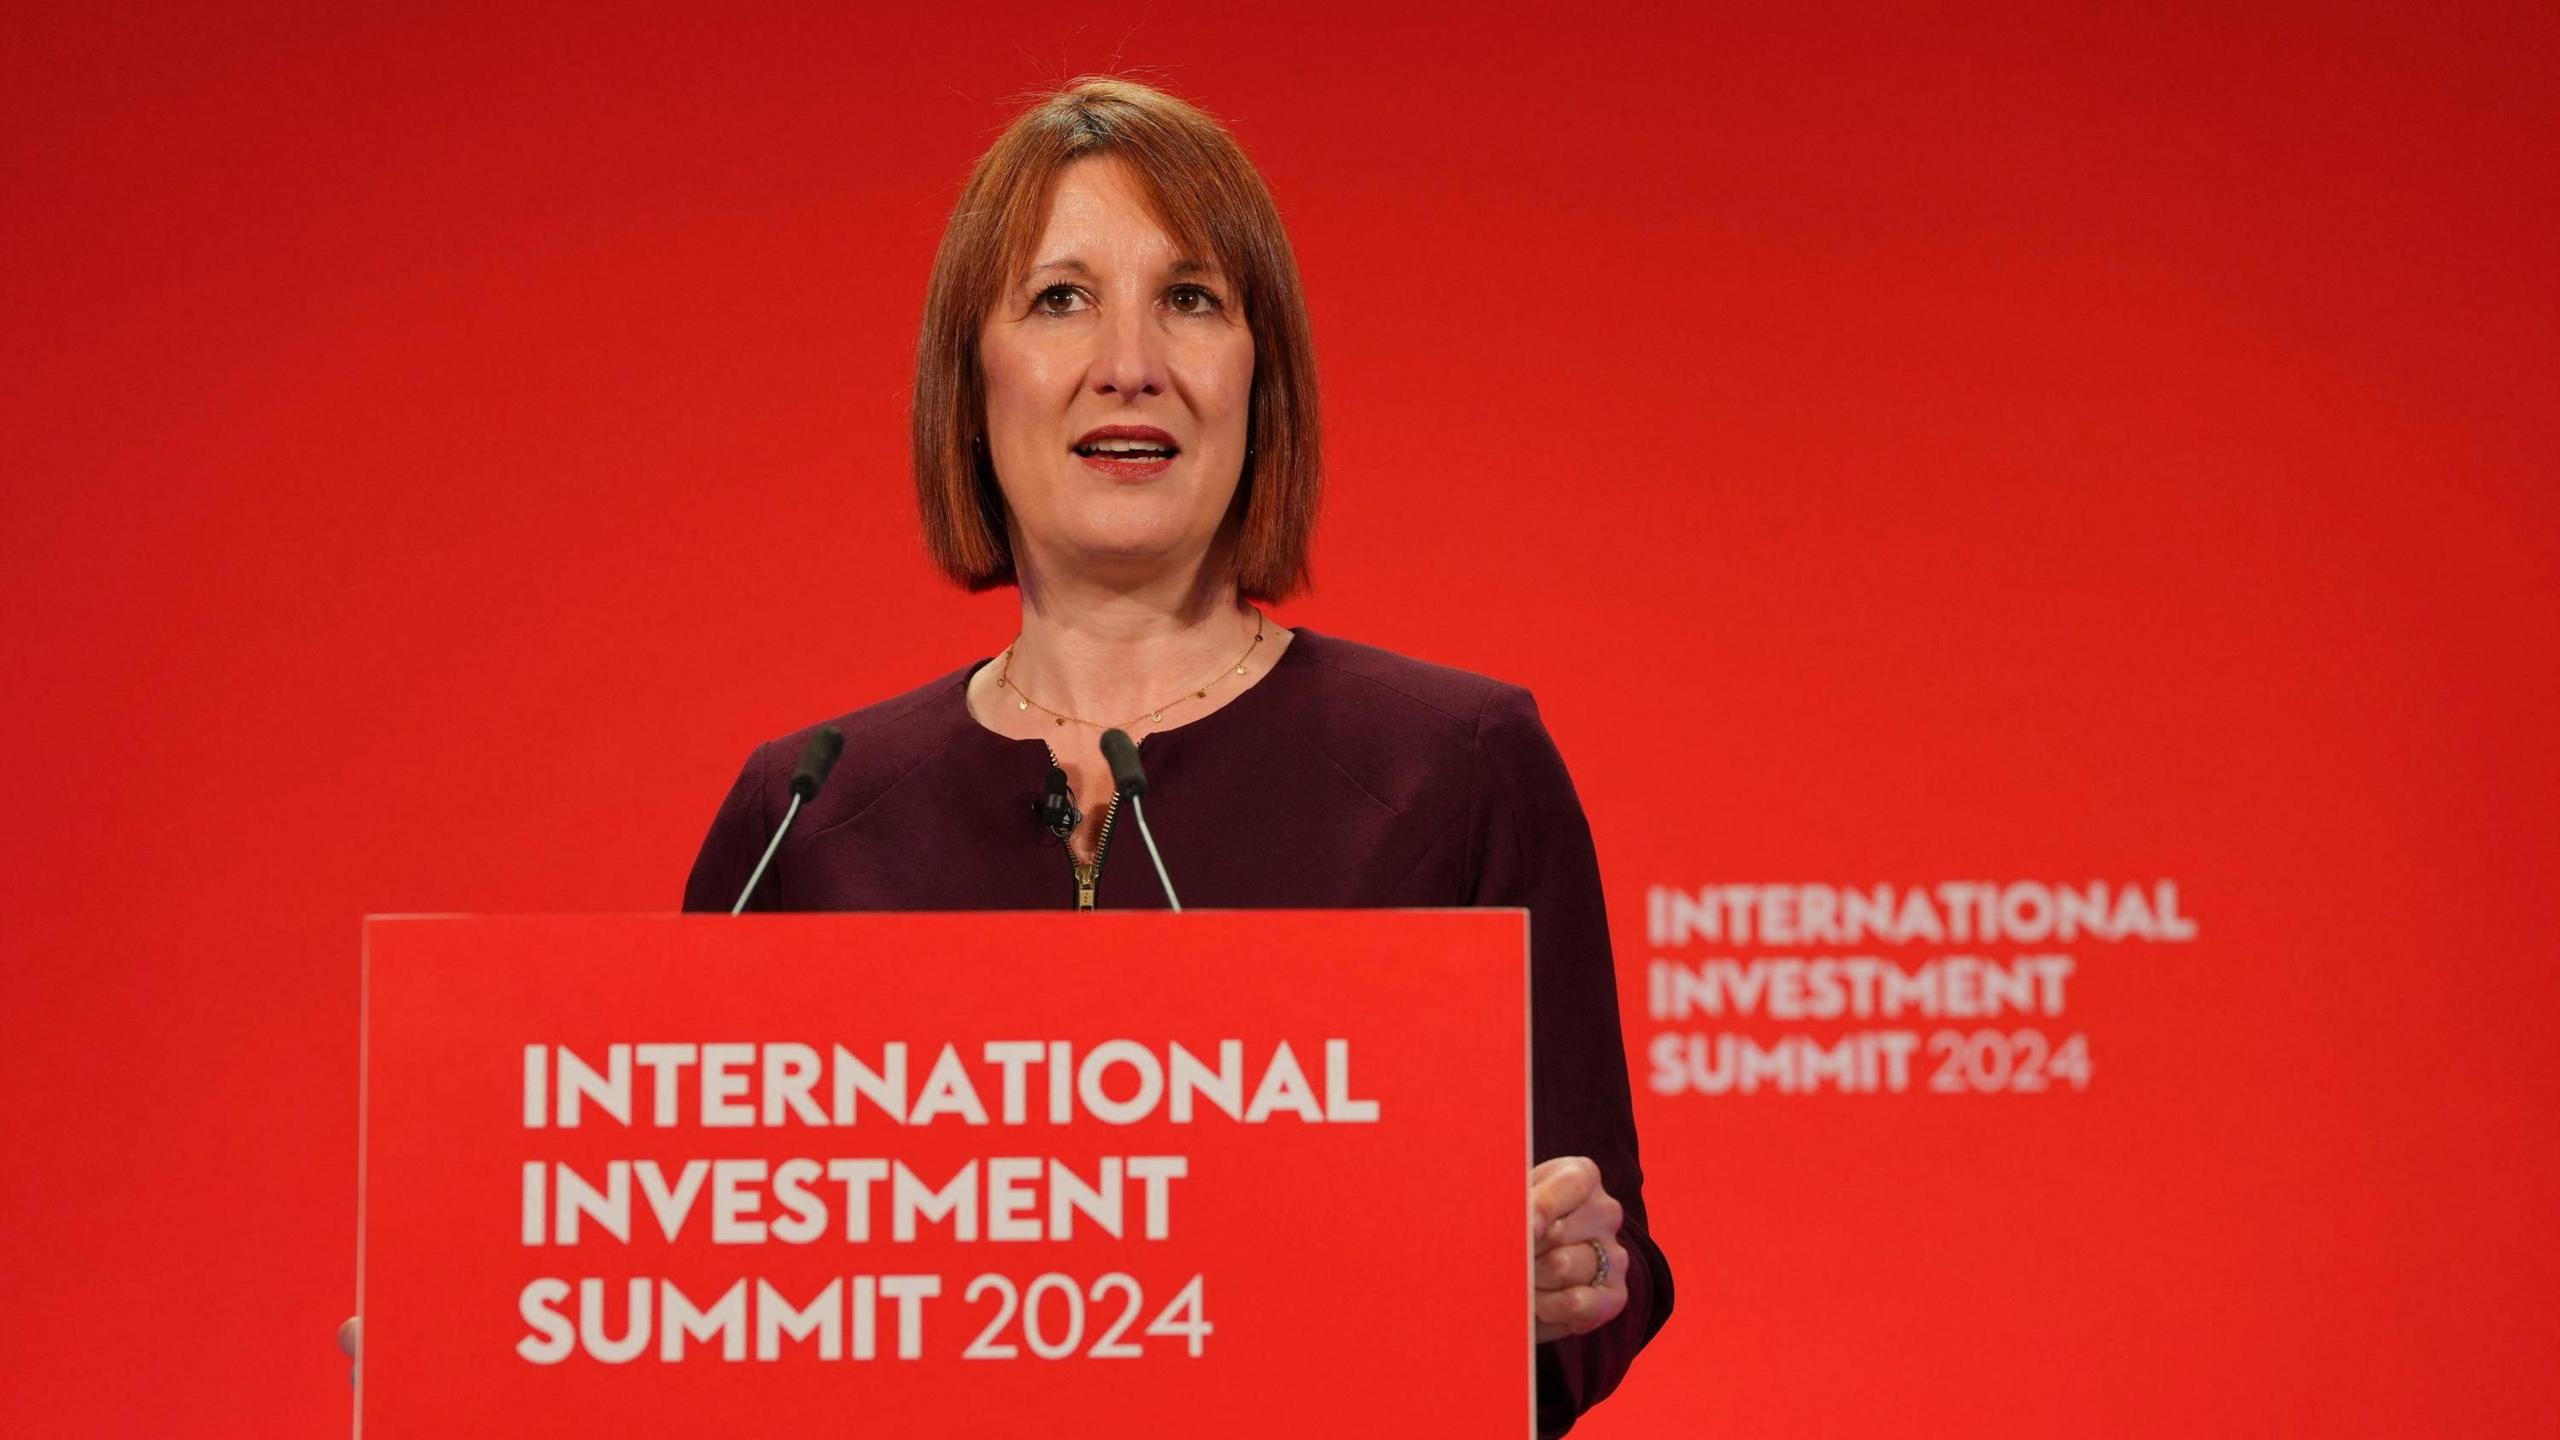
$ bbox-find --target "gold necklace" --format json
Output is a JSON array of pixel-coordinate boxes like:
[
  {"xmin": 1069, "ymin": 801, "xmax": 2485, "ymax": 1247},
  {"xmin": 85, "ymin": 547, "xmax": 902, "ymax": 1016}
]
[{"xmin": 996, "ymin": 609, "xmax": 1268, "ymax": 731}]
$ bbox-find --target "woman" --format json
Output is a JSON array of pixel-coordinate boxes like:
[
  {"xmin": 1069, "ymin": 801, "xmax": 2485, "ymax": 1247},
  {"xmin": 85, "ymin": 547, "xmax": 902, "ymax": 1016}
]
[
  {"xmin": 685, "ymin": 77, "xmax": 1673, "ymax": 1435},
  {"xmin": 339, "ymin": 77, "xmax": 1670, "ymax": 1430}
]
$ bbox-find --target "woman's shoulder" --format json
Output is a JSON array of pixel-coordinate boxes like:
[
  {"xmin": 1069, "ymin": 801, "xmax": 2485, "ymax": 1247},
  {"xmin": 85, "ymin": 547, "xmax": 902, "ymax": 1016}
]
[
  {"xmin": 728, "ymin": 659, "xmax": 989, "ymax": 812},
  {"xmin": 1269, "ymin": 630, "xmax": 1586, "ymax": 848},
  {"xmin": 1281, "ymin": 628, "xmax": 1553, "ymax": 756}
]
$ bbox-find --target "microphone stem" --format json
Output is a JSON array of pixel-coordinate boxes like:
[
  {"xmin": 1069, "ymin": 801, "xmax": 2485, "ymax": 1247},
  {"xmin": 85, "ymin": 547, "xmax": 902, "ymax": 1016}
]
[
  {"xmin": 731, "ymin": 791, "xmax": 805, "ymax": 915},
  {"xmin": 1128, "ymin": 793, "xmax": 1183, "ymax": 913}
]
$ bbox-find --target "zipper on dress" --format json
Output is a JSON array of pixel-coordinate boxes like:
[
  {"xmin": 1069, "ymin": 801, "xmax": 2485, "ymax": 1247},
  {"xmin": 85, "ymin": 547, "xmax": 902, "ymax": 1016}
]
[
  {"xmin": 1070, "ymin": 796, "xmax": 1121, "ymax": 910},
  {"xmin": 1048, "ymin": 743, "xmax": 1121, "ymax": 910}
]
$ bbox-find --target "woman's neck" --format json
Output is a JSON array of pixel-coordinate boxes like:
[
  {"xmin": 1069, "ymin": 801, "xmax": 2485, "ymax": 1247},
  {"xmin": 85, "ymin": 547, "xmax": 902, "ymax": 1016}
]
[{"xmin": 1006, "ymin": 578, "xmax": 1264, "ymax": 728}]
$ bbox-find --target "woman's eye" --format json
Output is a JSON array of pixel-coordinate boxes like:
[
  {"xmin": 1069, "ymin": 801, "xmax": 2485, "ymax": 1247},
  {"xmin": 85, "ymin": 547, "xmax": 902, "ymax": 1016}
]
[{"xmin": 1031, "ymin": 282, "xmax": 1224, "ymax": 317}]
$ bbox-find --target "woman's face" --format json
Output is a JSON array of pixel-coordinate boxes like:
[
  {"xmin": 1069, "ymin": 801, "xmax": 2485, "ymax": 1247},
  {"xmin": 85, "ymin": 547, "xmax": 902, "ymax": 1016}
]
[{"xmin": 978, "ymin": 154, "xmax": 1256, "ymax": 591}]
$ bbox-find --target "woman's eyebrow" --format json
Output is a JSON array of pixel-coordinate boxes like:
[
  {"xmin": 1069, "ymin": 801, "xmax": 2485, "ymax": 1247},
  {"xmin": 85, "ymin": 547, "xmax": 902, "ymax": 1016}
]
[{"xmin": 1024, "ymin": 256, "xmax": 1226, "ymax": 279}]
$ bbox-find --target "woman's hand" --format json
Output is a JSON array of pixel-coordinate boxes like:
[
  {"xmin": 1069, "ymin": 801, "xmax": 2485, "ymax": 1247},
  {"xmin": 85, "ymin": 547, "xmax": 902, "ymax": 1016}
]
[{"xmin": 1530, "ymin": 1156, "xmax": 1628, "ymax": 1343}]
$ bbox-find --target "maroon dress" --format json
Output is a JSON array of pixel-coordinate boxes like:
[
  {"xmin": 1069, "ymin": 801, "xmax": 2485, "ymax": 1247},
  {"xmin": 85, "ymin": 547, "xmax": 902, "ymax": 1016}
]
[{"xmin": 683, "ymin": 628, "xmax": 1674, "ymax": 1435}]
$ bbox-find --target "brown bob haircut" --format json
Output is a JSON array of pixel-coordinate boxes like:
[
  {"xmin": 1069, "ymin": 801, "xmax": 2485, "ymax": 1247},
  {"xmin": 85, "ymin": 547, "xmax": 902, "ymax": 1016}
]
[{"xmin": 913, "ymin": 76, "xmax": 1321, "ymax": 601}]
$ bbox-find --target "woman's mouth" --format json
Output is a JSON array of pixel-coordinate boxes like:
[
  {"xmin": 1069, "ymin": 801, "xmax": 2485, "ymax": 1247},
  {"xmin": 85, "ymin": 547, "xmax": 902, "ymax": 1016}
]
[
  {"xmin": 1073, "ymin": 426, "xmax": 1180, "ymax": 479},
  {"xmin": 1076, "ymin": 449, "xmax": 1176, "ymax": 479}
]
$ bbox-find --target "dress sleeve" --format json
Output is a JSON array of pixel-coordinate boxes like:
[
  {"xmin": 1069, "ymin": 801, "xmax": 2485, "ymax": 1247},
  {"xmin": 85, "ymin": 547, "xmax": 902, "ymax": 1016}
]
[
  {"xmin": 1470, "ymin": 684, "xmax": 1676, "ymax": 1438},
  {"xmin": 681, "ymin": 742, "xmax": 776, "ymax": 913}
]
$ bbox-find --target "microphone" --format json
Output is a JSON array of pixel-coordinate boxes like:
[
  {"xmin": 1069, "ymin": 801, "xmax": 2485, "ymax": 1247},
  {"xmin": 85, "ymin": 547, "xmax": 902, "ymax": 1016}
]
[
  {"xmin": 790, "ymin": 726, "xmax": 845, "ymax": 801},
  {"xmin": 732, "ymin": 725, "xmax": 844, "ymax": 914},
  {"xmin": 1099, "ymin": 728, "xmax": 1181, "ymax": 912},
  {"xmin": 1035, "ymin": 764, "xmax": 1081, "ymax": 840}
]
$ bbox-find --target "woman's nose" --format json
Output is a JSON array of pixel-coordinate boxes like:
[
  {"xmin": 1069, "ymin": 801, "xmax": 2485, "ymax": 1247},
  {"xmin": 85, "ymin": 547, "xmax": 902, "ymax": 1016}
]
[{"xmin": 1090, "ymin": 304, "xmax": 1167, "ymax": 398}]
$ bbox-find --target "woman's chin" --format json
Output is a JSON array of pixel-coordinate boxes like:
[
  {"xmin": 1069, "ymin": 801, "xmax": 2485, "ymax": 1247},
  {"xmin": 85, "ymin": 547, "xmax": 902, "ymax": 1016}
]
[
  {"xmin": 1034, "ymin": 528, "xmax": 1220, "ymax": 585},
  {"xmin": 1077, "ymin": 541, "xmax": 1202, "ymax": 579}
]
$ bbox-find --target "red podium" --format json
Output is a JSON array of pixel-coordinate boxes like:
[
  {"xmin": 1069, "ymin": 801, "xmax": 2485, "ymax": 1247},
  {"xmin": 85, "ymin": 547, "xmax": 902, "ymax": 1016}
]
[{"xmin": 358, "ymin": 911, "xmax": 1531, "ymax": 1437}]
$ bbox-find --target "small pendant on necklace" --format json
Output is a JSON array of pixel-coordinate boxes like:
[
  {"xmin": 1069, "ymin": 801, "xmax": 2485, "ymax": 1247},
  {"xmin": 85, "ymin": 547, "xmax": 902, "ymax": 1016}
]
[
  {"xmin": 1235, "ymin": 664, "xmax": 1249, "ymax": 675},
  {"xmin": 1016, "ymin": 699, "xmax": 1028, "ymax": 711},
  {"xmin": 1150, "ymin": 711, "xmax": 1164, "ymax": 722},
  {"xmin": 1194, "ymin": 690, "xmax": 1206, "ymax": 698},
  {"xmin": 1055, "ymin": 717, "xmax": 1066, "ymax": 726}
]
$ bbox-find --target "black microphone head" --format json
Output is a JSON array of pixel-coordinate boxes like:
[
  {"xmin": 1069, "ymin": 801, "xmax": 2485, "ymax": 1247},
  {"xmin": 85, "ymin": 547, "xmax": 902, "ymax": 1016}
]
[
  {"xmin": 1099, "ymin": 728, "xmax": 1148, "ymax": 797},
  {"xmin": 789, "ymin": 725, "xmax": 845, "ymax": 800}
]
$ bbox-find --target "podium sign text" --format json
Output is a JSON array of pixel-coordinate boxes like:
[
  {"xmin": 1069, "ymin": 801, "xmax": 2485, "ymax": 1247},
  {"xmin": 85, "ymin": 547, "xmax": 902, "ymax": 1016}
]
[{"xmin": 359, "ymin": 911, "xmax": 1530, "ymax": 1437}]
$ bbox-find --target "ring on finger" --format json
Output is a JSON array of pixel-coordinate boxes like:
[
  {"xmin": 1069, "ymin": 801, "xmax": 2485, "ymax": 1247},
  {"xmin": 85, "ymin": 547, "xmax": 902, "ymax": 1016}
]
[{"xmin": 1588, "ymin": 1240, "xmax": 1611, "ymax": 1289}]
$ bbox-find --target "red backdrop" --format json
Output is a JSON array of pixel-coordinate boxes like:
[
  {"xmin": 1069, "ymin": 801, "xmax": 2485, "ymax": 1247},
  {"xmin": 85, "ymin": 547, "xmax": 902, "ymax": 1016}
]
[{"xmin": 4, "ymin": 2, "xmax": 2554, "ymax": 1435}]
